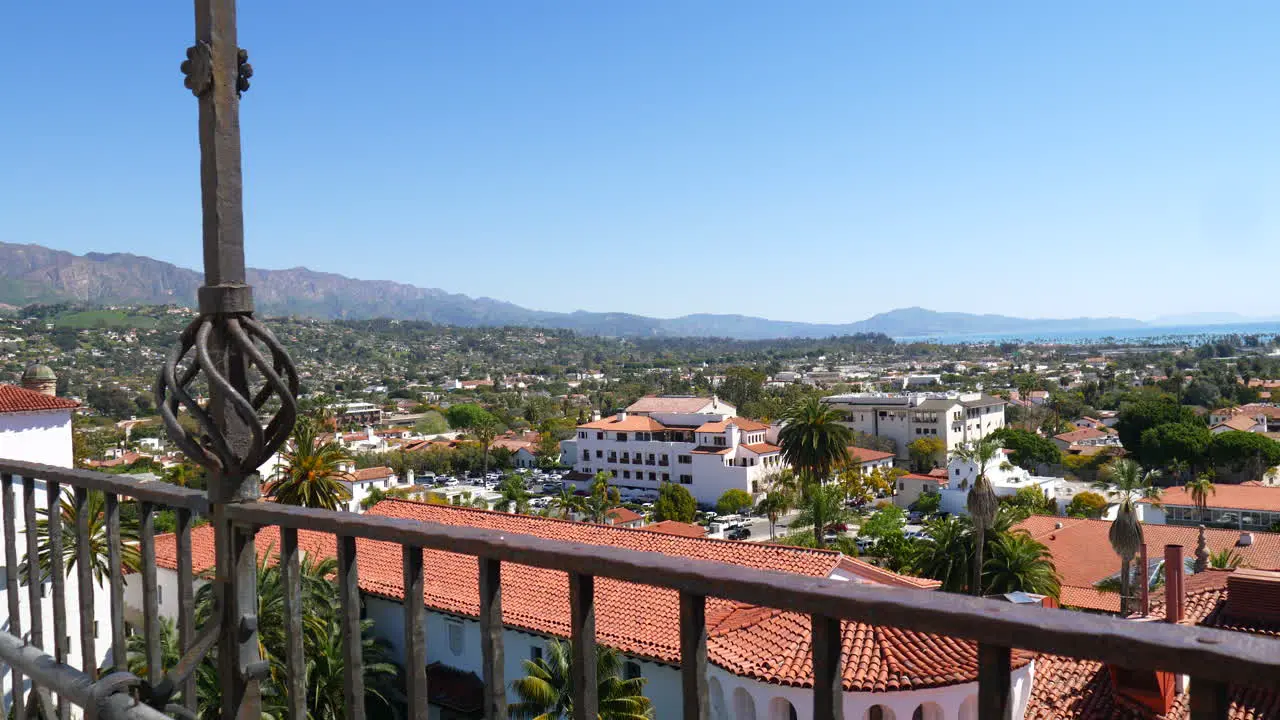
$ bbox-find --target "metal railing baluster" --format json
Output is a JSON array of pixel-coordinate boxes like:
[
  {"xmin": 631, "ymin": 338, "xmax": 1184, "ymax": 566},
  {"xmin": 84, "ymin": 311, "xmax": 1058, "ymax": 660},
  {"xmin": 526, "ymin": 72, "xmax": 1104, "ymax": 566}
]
[
  {"xmin": 280, "ymin": 526, "xmax": 306, "ymax": 720},
  {"xmin": 337, "ymin": 534, "xmax": 365, "ymax": 719},
  {"xmin": 139, "ymin": 502, "xmax": 160, "ymax": 687},
  {"xmin": 175, "ymin": 507, "xmax": 196, "ymax": 712},
  {"xmin": 2, "ymin": 473, "xmax": 23, "ymax": 714},
  {"xmin": 24, "ymin": 477, "xmax": 46, "ymax": 709},
  {"xmin": 46, "ymin": 480, "xmax": 68, "ymax": 720},
  {"xmin": 679, "ymin": 591, "xmax": 708, "ymax": 720},
  {"xmin": 105, "ymin": 493, "xmax": 125, "ymax": 671},
  {"xmin": 977, "ymin": 643, "xmax": 1012, "ymax": 720},
  {"xmin": 403, "ymin": 545, "xmax": 428, "ymax": 720},
  {"xmin": 478, "ymin": 557, "xmax": 506, "ymax": 720},
  {"xmin": 72, "ymin": 488, "xmax": 94, "ymax": 680},
  {"xmin": 569, "ymin": 573, "xmax": 597, "ymax": 720},
  {"xmin": 811, "ymin": 614, "xmax": 843, "ymax": 720}
]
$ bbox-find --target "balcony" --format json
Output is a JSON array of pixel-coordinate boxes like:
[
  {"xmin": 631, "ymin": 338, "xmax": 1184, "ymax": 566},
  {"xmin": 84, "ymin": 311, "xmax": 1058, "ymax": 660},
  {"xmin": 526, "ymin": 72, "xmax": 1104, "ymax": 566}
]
[{"xmin": 1, "ymin": 457, "xmax": 1278, "ymax": 720}]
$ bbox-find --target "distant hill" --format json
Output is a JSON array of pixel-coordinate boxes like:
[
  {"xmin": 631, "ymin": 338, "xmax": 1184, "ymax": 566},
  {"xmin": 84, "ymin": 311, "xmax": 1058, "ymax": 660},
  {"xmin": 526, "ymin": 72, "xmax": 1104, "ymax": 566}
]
[{"xmin": 0, "ymin": 241, "xmax": 1147, "ymax": 339}]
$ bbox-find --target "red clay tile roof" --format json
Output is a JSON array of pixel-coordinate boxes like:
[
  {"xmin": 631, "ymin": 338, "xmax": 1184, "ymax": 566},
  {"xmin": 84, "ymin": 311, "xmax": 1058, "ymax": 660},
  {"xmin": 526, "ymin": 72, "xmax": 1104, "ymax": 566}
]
[
  {"xmin": 690, "ymin": 446, "xmax": 732, "ymax": 455},
  {"xmin": 846, "ymin": 447, "xmax": 896, "ymax": 464},
  {"xmin": 834, "ymin": 557, "xmax": 942, "ymax": 590},
  {"xmin": 1014, "ymin": 516, "xmax": 1280, "ymax": 612},
  {"xmin": 604, "ymin": 507, "xmax": 643, "ymax": 525},
  {"xmin": 577, "ymin": 415, "xmax": 667, "ymax": 432},
  {"xmin": 1147, "ymin": 484, "xmax": 1280, "ymax": 512},
  {"xmin": 696, "ymin": 417, "xmax": 769, "ymax": 433},
  {"xmin": 1213, "ymin": 414, "xmax": 1265, "ymax": 432},
  {"xmin": 1026, "ymin": 570, "xmax": 1280, "ymax": 719},
  {"xmin": 740, "ymin": 442, "xmax": 781, "ymax": 455},
  {"xmin": 1053, "ymin": 427, "xmax": 1113, "ymax": 443},
  {"xmin": 643, "ymin": 520, "xmax": 707, "ymax": 538},
  {"xmin": 625, "ymin": 395, "xmax": 720, "ymax": 414},
  {"xmin": 155, "ymin": 502, "xmax": 1010, "ymax": 690},
  {"xmin": 0, "ymin": 384, "xmax": 79, "ymax": 414},
  {"xmin": 350, "ymin": 466, "xmax": 393, "ymax": 482}
]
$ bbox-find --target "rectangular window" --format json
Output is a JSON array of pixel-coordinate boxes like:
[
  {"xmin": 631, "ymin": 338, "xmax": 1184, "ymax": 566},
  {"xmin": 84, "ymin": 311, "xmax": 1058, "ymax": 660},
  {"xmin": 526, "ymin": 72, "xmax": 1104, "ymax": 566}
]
[
  {"xmin": 662, "ymin": 473, "xmax": 671, "ymax": 483},
  {"xmin": 583, "ymin": 450, "xmax": 590, "ymax": 461},
  {"xmin": 713, "ymin": 436, "xmax": 726, "ymax": 447},
  {"xmin": 94, "ymin": 621, "xmax": 99, "ymax": 639},
  {"xmin": 447, "ymin": 620, "xmax": 464, "ymax": 656},
  {"xmin": 597, "ymin": 432, "xmax": 604, "ymax": 440},
  {"xmin": 624, "ymin": 662, "xmax": 642, "ymax": 680},
  {"xmin": 623, "ymin": 470, "xmax": 631, "ymax": 479},
  {"xmin": 648, "ymin": 472, "xmax": 656, "ymax": 481},
  {"xmin": 678, "ymin": 455, "xmax": 692, "ymax": 465},
  {"xmin": 596, "ymin": 450, "xmax": 603, "ymax": 459},
  {"xmin": 579, "ymin": 431, "xmax": 586, "ymax": 439},
  {"xmin": 531, "ymin": 646, "xmax": 543, "ymax": 662},
  {"xmin": 679, "ymin": 474, "xmax": 693, "ymax": 485},
  {"xmin": 621, "ymin": 453, "xmax": 630, "ymax": 463},
  {"xmin": 616, "ymin": 433, "xmax": 628, "ymax": 442},
  {"xmin": 612, "ymin": 470, "xmax": 619, "ymax": 477}
]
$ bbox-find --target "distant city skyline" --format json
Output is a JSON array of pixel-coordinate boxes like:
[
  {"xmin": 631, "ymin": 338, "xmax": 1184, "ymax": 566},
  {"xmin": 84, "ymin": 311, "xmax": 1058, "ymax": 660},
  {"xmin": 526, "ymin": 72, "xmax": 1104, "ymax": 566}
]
[{"xmin": 3, "ymin": 2, "xmax": 1279, "ymax": 323}]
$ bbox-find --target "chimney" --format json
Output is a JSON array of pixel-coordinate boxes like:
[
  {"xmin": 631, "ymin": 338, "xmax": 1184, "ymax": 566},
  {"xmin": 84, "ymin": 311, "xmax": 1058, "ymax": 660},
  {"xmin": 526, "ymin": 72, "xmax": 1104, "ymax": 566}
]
[
  {"xmin": 1225, "ymin": 569, "xmax": 1280, "ymax": 624},
  {"xmin": 616, "ymin": 411, "xmax": 627, "ymax": 422},
  {"xmin": 1139, "ymin": 544, "xmax": 1150, "ymax": 616},
  {"xmin": 1237, "ymin": 532, "xmax": 1254, "ymax": 547},
  {"xmin": 1164, "ymin": 544, "xmax": 1185, "ymax": 624}
]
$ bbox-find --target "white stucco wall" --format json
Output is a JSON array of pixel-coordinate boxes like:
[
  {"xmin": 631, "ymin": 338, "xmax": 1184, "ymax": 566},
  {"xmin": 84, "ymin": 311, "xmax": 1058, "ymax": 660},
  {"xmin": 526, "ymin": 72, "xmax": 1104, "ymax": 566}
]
[{"xmin": 0, "ymin": 410, "xmax": 73, "ymax": 469}]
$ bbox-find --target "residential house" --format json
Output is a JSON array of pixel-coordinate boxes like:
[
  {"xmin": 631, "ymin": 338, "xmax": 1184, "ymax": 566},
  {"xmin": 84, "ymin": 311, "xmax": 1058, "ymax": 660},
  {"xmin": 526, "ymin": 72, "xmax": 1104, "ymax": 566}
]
[
  {"xmin": 341, "ymin": 466, "xmax": 414, "ymax": 513},
  {"xmin": 846, "ymin": 447, "xmax": 896, "ymax": 475},
  {"xmin": 603, "ymin": 507, "xmax": 645, "ymax": 529},
  {"xmin": 894, "ymin": 473, "xmax": 948, "ymax": 509},
  {"xmin": 1051, "ymin": 427, "xmax": 1122, "ymax": 452},
  {"xmin": 940, "ymin": 450, "xmax": 1062, "ymax": 516},
  {"xmin": 571, "ymin": 396, "xmax": 782, "ymax": 505},
  {"xmin": 1139, "ymin": 484, "xmax": 1280, "ymax": 532},
  {"xmin": 1208, "ymin": 404, "xmax": 1280, "ymax": 432},
  {"xmin": 824, "ymin": 392, "xmax": 1007, "ymax": 461},
  {"xmin": 1210, "ymin": 413, "xmax": 1267, "ymax": 434}
]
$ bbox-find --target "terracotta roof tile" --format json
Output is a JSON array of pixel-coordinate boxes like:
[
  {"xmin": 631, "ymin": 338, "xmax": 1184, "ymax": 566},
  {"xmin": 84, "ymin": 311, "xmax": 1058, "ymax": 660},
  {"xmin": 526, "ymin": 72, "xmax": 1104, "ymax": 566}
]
[
  {"xmin": 1053, "ymin": 427, "xmax": 1114, "ymax": 443},
  {"xmin": 350, "ymin": 466, "xmax": 393, "ymax": 482},
  {"xmin": 604, "ymin": 507, "xmax": 643, "ymax": 524},
  {"xmin": 0, "ymin": 384, "xmax": 79, "ymax": 414},
  {"xmin": 577, "ymin": 415, "xmax": 667, "ymax": 432},
  {"xmin": 847, "ymin": 447, "xmax": 896, "ymax": 464},
  {"xmin": 625, "ymin": 396, "xmax": 720, "ymax": 414},
  {"xmin": 1146, "ymin": 484, "xmax": 1280, "ymax": 513},
  {"xmin": 643, "ymin": 520, "xmax": 706, "ymax": 538},
  {"xmin": 740, "ymin": 442, "xmax": 781, "ymax": 455},
  {"xmin": 695, "ymin": 417, "xmax": 769, "ymax": 433}
]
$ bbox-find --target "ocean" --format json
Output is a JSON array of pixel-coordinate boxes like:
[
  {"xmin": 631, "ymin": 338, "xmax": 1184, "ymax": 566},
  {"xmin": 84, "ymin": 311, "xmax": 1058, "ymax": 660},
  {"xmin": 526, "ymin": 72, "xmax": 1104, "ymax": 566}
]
[{"xmin": 893, "ymin": 322, "xmax": 1280, "ymax": 346}]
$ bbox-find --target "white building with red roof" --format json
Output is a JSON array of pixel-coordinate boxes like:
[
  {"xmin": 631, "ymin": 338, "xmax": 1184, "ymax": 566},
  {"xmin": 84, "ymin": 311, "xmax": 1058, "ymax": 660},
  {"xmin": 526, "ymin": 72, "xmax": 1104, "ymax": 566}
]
[
  {"xmin": 571, "ymin": 396, "xmax": 783, "ymax": 505},
  {"xmin": 144, "ymin": 500, "xmax": 1037, "ymax": 720},
  {"xmin": 0, "ymin": 376, "xmax": 79, "ymax": 468}
]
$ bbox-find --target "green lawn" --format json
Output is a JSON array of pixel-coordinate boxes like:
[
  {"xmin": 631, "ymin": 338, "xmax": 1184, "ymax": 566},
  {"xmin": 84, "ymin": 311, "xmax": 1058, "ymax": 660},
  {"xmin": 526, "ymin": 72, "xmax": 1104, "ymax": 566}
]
[{"xmin": 53, "ymin": 309, "xmax": 159, "ymax": 329}]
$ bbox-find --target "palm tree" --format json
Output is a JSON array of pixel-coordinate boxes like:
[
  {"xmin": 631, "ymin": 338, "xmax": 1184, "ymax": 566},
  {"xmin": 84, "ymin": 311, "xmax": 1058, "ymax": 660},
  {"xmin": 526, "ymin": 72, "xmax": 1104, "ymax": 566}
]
[
  {"xmin": 24, "ymin": 489, "xmax": 140, "ymax": 585},
  {"xmin": 1093, "ymin": 459, "xmax": 1162, "ymax": 615},
  {"xmin": 1208, "ymin": 547, "xmax": 1245, "ymax": 569},
  {"xmin": 472, "ymin": 417, "xmax": 502, "ymax": 477},
  {"xmin": 983, "ymin": 532, "xmax": 1061, "ymax": 599},
  {"xmin": 548, "ymin": 486, "xmax": 585, "ymax": 520},
  {"xmin": 163, "ymin": 462, "xmax": 203, "ymax": 488},
  {"xmin": 755, "ymin": 491, "xmax": 791, "ymax": 540},
  {"xmin": 911, "ymin": 516, "xmax": 973, "ymax": 594},
  {"xmin": 787, "ymin": 483, "xmax": 851, "ymax": 550},
  {"xmin": 267, "ymin": 418, "xmax": 354, "ymax": 510},
  {"xmin": 777, "ymin": 397, "xmax": 851, "ymax": 486},
  {"xmin": 581, "ymin": 475, "xmax": 620, "ymax": 524},
  {"xmin": 951, "ymin": 437, "xmax": 1002, "ymax": 596},
  {"xmin": 1185, "ymin": 474, "xmax": 1216, "ymax": 524},
  {"xmin": 511, "ymin": 639, "xmax": 653, "ymax": 719},
  {"xmin": 494, "ymin": 476, "xmax": 532, "ymax": 514}
]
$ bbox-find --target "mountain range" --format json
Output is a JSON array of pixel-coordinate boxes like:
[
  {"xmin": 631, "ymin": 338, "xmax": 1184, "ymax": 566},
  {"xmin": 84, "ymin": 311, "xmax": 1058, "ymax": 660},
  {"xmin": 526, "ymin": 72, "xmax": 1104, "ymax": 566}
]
[{"xmin": 0, "ymin": 241, "xmax": 1158, "ymax": 340}]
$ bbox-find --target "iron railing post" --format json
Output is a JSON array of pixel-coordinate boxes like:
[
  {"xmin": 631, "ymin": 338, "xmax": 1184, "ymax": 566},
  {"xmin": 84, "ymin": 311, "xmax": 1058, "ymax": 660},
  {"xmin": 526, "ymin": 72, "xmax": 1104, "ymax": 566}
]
[{"xmin": 158, "ymin": 0, "xmax": 298, "ymax": 718}]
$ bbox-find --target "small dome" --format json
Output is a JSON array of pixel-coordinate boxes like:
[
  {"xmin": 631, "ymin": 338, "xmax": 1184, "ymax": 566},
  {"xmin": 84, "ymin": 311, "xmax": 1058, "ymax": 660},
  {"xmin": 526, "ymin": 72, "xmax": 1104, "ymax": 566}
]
[{"xmin": 22, "ymin": 363, "xmax": 56, "ymax": 382}]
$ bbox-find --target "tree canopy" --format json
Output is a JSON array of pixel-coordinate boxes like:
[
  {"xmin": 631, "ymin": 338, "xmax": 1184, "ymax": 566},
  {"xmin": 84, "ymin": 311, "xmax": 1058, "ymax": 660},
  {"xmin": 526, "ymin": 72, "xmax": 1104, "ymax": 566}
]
[
  {"xmin": 445, "ymin": 403, "xmax": 494, "ymax": 430},
  {"xmin": 654, "ymin": 482, "xmax": 697, "ymax": 523},
  {"xmin": 715, "ymin": 489, "xmax": 754, "ymax": 516},
  {"xmin": 990, "ymin": 427, "xmax": 1061, "ymax": 469}
]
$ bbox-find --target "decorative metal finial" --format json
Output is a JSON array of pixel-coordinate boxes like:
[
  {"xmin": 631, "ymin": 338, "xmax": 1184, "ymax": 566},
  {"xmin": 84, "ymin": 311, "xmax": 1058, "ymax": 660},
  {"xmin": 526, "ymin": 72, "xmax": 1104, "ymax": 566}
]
[
  {"xmin": 236, "ymin": 48, "xmax": 252, "ymax": 96},
  {"xmin": 181, "ymin": 43, "xmax": 213, "ymax": 97}
]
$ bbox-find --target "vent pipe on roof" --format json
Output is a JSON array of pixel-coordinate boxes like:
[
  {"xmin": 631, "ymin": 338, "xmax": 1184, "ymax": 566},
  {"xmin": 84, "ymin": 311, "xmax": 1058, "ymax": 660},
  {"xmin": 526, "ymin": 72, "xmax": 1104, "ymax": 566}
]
[
  {"xmin": 1164, "ymin": 544, "xmax": 1185, "ymax": 624},
  {"xmin": 616, "ymin": 411, "xmax": 627, "ymax": 422},
  {"xmin": 1237, "ymin": 532, "xmax": 1254, "ymax": 547},
  {"xmin": 1054, "ymin": 522, "xmax": 1063, "ymax": 529},
  {"xmin": 1139, "ymin": 544, "xmax": 1150, "ymax": 616}
]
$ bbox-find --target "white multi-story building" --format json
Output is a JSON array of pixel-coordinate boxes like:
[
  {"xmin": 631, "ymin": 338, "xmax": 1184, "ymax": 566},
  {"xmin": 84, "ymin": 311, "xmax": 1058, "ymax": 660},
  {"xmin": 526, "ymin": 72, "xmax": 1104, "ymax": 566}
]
[
  {"xmin": 0, "ymin": 368, "xmax": 114, "ymax": 713},
  {"xmin": 570, "ymin": 396, "xmax": 783, "ymax": 505},
  {"xmin": 939, "ymin": 449, "xmax": 1063, "ymax": 516},
  {"xmin": 823, "ymin": 392, "xmax": 1006, "ymax": 461}
]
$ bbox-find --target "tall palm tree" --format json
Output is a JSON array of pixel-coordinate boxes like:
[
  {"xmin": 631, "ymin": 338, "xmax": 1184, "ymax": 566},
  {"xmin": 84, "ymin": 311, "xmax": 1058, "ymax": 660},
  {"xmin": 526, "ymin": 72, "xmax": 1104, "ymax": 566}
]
[
  {"xmin": 472, "ymin": 417, "xmax": 502, "ymax": 477},
  {"xmin": 983, "ymin": 532, "xmax": 1061, "ymax": 599},
  {"xmin": 511, "ymin": 639, "xmax": 653, "ymax": 719},
  {"xmin": 267, "ymin": 418, "xmax": 354, "ymax": 510},
  {"xmin": 911, "ymin": 516, "xmax": 973, "ymax": 594},
  {"xmin": 777, "ymin": 397, "xmax": 851, "ymax": 486},
  {"xmin": 755, "ymin": 491, "xmax": 791, "ymax": 540},
  {"xmin": 1093, "ymin": 459, "xmax": 1162, "ymax": 615},
  {"xmin": 951, "ymin": 437, "xmax": 1002, "ymax": 596},
  {"xmin": 494, "ymin": 476, "xmax": 532, "ymax": 514},
  {"xmin": 1184, "ymin": 474, "xmax": 1216, "ymax": 524},
  {"xmin": 581, "ymin": 475, "xmax": 620, "ymax": 524},
  {"xmin": 548, "ymin": 486, "xmax": 585, "ymax": 520},
  {"xmin": 788, "ymin": 483, "xmax": 851, "ymax": 550},
  {"xmin": 24, "ymin": 489, "xmax": 140, "ymax": 585}
]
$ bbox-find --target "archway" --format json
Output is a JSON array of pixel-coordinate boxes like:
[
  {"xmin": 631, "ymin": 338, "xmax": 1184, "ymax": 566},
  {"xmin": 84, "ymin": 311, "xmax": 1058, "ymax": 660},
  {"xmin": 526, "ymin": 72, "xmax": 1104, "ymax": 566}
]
[
  {"xmin": 769, "ymin": 697, "xmax": 798, "ymax": 720},
  {"xmin": 958, "ymin": 695, "xmax": 978, "ymax": 720},
  {"xmin": 865, "ymin": 706, "xmax": 896, "ymax": 720},
  {"xmin": 733, "ymin": 687, "xmax": 758, "ymax": 720},
  {"xmin": 709, "ymin": 677, "xmax": 727, "ymax": 720},
  {"xmin": 913, "ymin": 703, "xmax": 944, "ymax": 720}
]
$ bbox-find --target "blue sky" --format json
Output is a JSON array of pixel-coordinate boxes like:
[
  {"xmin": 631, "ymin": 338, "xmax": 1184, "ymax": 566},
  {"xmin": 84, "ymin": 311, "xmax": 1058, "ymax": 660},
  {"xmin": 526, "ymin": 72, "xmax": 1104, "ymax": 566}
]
[{"xmin": 3, "ymin": 2, "xmax": 1279, "ymax": 323}]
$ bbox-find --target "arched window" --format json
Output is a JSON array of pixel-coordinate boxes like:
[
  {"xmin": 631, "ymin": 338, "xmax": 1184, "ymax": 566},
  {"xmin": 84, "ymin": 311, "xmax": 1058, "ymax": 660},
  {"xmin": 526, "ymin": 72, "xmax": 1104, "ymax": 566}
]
[
  {"xmin": 958, "ymin": 696, "xmax": 979, "ymax": 720},
  {"xmin": 733, "ymin": 688, "xmax": 757, "ymax": 720},
  {"xmin": 865, "ymin": 706, "xmax": 895, "ymax": 720},
  {"xmin": 622, "ymin": 661, "xmax": 641, "ymax": 681},
  {"xmin": 769, "ymin": 697, "xmax": 797, "ymax": 720},
  {"xmin": 913, "ymin": 703, "xmax": 944, "ymax": 720},
  {"xmin": 709, "ymin": 678, "xmax": 728, "ymax": 720}
]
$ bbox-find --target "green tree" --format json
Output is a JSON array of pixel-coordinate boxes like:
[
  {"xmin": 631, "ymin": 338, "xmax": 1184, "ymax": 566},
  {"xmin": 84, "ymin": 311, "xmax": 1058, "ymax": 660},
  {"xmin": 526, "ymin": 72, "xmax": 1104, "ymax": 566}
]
[
  {"xmin": 719, "ymin": 367, "xmax": 766, "ymax": 412},
  {"xmin": 1115, "ymin": 391, "xmax": 1200, "ymax": 457},
  {"xmin": 990, "ymin": 427, "xmax": 1062, "ymax": 469},
  {"xmin": 1065, "ymin": 491, "xmax": 1109, "ymax": 519},
  {"xmin": 1184, "ymin": 474, "xmax": 1216, "ymax": 524},
  {"xmin": 787, "ymin": 483, "xmax": 852, "ymax": 550},
  {"xmin": 548, "ymin": 486, "xmax": 586, "ymax": 520},
  {"xmin": 1207, "ymin": 431, "xmax": 1280, "ymax": 478},
  {"xmin": 907, "ymin": 437, "xmax": 946, "ymax": 472},
  {"xmin": 471, "ymin": 416, "xmax": 502, "ymax": 476},
  {"xmin": 913, "ymin": 491, "xmax": 941, "ymax": 517},
  {"xmin": 778, "ymin": 397, "xmax": 851, "ymax": 483},
  {"xmin": 581, "ymin": 472, "xmax": 621, "ymax": 523},
  {"xmin": 860, "ymin": 505, "xmax": 907, "ymax": 542},
  {"xmin": 911, "ymin": 516, "xmax": 972, "ymax": 593},
  {"xmin": 510, "ymin": 639, "xmax": 653, "ymax": 720},
  {"xmin": 414, "ymin": 410, "xmax": 449, "ymax": 435},
  {"xmin": 494, "ymin": 476, "xmax": 532, "ymax": 514},
  {"xmin": 951, "ymin": 437, "xmax": 1002, "ymax": 596},
  {"xmin": 654, "ymin": 482, "xmax": 697, "ymax": 523},
  {"xmin": 1208, "ymin": 547, "xmax": 1245, "ymax": 569},
  {"xmin": 536, "ymin": 433, "xmax": 564, "ymax": 468},
  {"xmin": 267, "ymin": 418, "xmax": 354, "ymax": 511},
  {"xmin": 755, "ymin": 491, "xmax": 791, "ymax": 540},
  {"xmin": 1138, "ymin": 422, "xmax": 1210, "ymax": 471},
  {"xmin": 998, "ymin": 486, "xmax": 1057, "ymax": 518},
  {"xmin": 983, "ymin": 532, "xmax": 1061, "ymax": 599},
  {"xmin": 445, "ymin": 403, "xmax": 493, "ymax": 430},
  {"xmin": 715, "ymin": 489, "xmax": 754, "ymax": 516},
  {"xmin": 1093, "ymin": 459, "xmax": 1162, "ymax": 615}
]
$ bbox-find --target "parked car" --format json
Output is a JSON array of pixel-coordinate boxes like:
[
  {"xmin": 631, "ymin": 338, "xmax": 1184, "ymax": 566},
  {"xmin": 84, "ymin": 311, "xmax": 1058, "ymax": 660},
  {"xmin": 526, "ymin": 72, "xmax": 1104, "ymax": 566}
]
[
  {"xmin": 726, "ymin": 526, "xmax": 751, "ymax": 541},
  {"xmin": 825, "ymin": 523, "xmax": 849, "ymax": 533}
]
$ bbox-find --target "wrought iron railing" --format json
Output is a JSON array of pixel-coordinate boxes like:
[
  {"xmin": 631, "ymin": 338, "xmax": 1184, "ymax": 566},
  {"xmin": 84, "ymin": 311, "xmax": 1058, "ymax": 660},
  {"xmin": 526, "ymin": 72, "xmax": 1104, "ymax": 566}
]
[{"xmin": 2, "ymin": 458, "xmax": 1280, "ymax": 720}]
